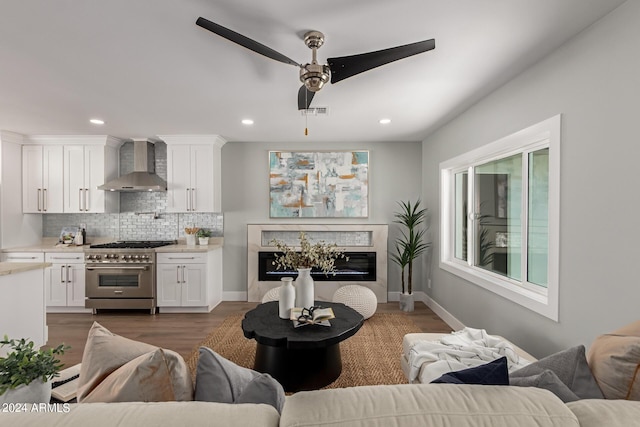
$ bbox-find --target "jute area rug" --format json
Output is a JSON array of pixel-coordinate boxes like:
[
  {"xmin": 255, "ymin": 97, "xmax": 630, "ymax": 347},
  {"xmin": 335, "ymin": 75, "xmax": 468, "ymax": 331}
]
[{"xmin": 186, "ymin": 313, "xmax": 421, "ymax": 389}]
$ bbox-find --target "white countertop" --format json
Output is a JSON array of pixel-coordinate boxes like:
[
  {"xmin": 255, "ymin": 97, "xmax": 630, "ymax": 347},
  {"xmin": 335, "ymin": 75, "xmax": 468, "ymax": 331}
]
[
  {"xmin": 1, "ymin": 237, "xmax": 224, "ymax": 253},
  {"xmin": 0, "ymin": 262, "xmax": 52, "ymax": 276}
]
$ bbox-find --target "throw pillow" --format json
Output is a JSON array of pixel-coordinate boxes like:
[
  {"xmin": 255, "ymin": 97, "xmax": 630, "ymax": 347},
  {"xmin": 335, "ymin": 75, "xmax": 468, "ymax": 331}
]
[
  {"xmin": 431, "ymin": 356, "xmax": 509, "ymax": 385},
  {"xmin": 510, "ymin": 345, "xmax": 603, "ymax": 402},
  {"xmin": 77, "ymin": 321, "xmax": 193, "ymax": 402},
  {"xmin": 195, "ymin": 347, "xmax": 285, "ymax": 413},
  {"xmin": 510, "ymin": 369, "xmax": 581, "ymax": 403},
  {"xmin": 81, "ymin": 348, "xmax": 175, "ymax": 402},
  {"xmin": 587, "ymin": 320, "xmax": 640, "ymax": 400}
]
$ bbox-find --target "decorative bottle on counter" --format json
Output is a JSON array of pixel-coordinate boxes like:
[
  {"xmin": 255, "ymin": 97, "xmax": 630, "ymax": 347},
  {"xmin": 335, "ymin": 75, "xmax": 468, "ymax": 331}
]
[{"xmin": 278, "ymin": 277, "xmax": 295, "ymax": 319}]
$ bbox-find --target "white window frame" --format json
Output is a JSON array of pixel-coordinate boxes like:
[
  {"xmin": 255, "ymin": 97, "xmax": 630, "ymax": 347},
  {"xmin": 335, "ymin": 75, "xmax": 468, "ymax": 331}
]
[{"xmin": 440, "ymin": 115, "xmax": 561, "ymax": 321}]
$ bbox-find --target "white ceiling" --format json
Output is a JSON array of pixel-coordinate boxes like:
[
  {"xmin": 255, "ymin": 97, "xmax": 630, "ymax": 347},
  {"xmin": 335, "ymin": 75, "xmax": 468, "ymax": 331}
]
[{"xmin": 0, "ymin": 0, "xmax": 625, "ymax": 143}]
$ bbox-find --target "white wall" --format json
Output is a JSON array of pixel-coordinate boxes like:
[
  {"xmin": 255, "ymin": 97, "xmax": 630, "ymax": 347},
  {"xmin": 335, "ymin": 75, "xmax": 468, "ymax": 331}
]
[
  {"xmin": 422, "ymin": 1, "xmax": 639, "ymax": 357},
  {"xmin": 0, "ymin": 131, "xmax": 42, "ymax": 249},
  {"xmin": 221, "ymin": 141, "xmax": 423, "ymax": 299}
]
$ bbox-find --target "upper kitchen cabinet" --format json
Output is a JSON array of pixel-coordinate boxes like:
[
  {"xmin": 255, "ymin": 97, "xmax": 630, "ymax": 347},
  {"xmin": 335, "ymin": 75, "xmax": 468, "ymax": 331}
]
[
  {"xmin": 23, "ymin": 135, "xmax": 122, "ymax": 213},
  {"xmin": 161, "ymin": 135, "xmax": 226, "ymax": 213},
  {"xmin": 22, "ymin": 144, "xmax": 64, "ymax": 213}
]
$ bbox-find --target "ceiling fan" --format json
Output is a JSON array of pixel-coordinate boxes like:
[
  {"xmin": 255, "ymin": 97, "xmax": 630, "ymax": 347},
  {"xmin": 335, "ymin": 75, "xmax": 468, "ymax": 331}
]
[{"xmin": 196, "ymin": 17, "xmax": 435, "ymax": 110}]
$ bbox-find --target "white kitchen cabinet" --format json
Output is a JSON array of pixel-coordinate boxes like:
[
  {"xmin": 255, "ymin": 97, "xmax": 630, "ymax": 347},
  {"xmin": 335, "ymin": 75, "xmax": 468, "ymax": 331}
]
[
  {"xmin": 156, "ymin": 249, "xmax": 222, "ymax": 312},
  {"xmin": 23, "ymin": 136, "xmax": 121, "ymax": 214},
  {"xmin": 162, "ymin": 135, "xmax": 226, "ymax": 213},
  {"xmin": 22, "ymin": 144, "xmax": 64, "ymax": 213},
  {"xmin": 63, "ymin": 144, "xmax": 119, "ymax": 213},
  {"xmin": 44, "ymin": 252, "xmax": 90, "ymax": 313}
]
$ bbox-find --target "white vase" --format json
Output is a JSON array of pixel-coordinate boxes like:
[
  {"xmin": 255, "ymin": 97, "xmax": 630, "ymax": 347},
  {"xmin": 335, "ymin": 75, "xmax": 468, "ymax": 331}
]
[
  {"xmin": 198, "ymin": 237, "xmax": 209, "ymax": 245},
  {"xmin": 278, "ymin": 277, "xmax": 295, "ymax": 319},
  {"xmin": 186, "ymin": 235, "xmax": 196, "ymax": 246},
  {"xmin": 295, "ymin": 268, "xmax": 314, "ymax": 309},
  {"xmin": 0, "ymin": 379, "xmax": 51, "ymax": 404}
]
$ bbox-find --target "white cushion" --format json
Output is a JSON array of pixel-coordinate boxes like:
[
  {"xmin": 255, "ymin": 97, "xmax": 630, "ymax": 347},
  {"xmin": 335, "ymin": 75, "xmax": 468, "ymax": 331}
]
[
  {"xmin": 332, "ymin": 285, "xmax": 377, "ymax": 319},
  {"xmin": 261, "ymin": 287, "xmax": 280, "ymax": 303},
  {"xmin": 281, "ymin": 384, "xmax": 578, "ymax": 427}
]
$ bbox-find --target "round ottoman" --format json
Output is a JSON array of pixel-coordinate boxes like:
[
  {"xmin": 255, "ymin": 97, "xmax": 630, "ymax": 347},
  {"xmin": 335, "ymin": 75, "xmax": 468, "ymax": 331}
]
[
  {"xmin": 332, "ymin": 285, "xmax": 377, "ymax": 319},
  {"xmin": 261, "ymin": 287, "xmax": 280, "ymax": 303}
]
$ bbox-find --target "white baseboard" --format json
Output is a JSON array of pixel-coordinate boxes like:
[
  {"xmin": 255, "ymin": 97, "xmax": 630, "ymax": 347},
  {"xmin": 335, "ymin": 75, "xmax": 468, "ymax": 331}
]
[
  {"xmin": 387, "ymin": 291, "xmax": 464, "ymax": 331},
  {"xmin": 223, "ymin": 291, "xmax": 248, "ymax": 301}
]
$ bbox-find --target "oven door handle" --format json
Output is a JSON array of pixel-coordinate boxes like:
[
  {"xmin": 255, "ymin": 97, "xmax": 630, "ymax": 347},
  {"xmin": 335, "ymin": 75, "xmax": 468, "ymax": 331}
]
[{"xmin": 86, "ymin": 266, "xmax": 149, "ymax": 271}]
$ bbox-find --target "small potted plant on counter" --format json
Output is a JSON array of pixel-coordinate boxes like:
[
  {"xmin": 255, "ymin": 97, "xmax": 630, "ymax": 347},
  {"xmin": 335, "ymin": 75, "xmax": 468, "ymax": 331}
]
[
  {"xmin": 0, "ymin": 336, "xmax": 69, "ymax": 404},
  {"xmin": 197, "ymin": 228, "xmax": 212, "ymax": 245}
]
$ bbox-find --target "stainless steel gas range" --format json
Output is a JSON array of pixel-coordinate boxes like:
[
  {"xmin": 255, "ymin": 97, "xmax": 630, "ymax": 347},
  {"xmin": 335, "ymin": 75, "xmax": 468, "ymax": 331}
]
[{"xmin": 84, "ymin": 241, "xmax": 175, "ymax": 314}]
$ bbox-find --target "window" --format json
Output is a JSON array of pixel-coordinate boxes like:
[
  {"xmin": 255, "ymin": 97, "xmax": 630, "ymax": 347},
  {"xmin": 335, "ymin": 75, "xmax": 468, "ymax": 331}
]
[{"xmin": 440, "ymin": 115, "xmax": 560, "ymax": 321}]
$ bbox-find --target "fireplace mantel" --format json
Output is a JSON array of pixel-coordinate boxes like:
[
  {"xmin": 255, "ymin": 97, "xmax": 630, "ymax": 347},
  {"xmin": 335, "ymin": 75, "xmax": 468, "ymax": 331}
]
[{"xmin": 247, "ymin": 224, "xmax": 388, "ymax": 302}]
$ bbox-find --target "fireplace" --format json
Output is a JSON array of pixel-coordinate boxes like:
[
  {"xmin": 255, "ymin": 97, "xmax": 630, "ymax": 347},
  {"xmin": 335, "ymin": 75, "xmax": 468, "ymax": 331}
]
[
  {"xmin": 258, "ymin": 251, "xmax": 376, "ymax": 282},
  {"xmin": 247, "ymin": 224, "xmax": 388, "ymax": 302}
]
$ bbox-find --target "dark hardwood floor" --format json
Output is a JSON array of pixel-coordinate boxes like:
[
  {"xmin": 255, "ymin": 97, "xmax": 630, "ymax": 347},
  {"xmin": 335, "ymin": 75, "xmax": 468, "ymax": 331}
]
[{"xmin": 45, "ymin": 302, "xmax": 452, "ymax": 368}]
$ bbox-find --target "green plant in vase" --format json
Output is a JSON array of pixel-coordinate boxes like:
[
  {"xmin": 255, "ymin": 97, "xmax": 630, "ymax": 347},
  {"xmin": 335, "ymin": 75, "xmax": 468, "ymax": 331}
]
[
  {"xmin": 0, "ymin": 336, "xmax": 69, "ymax": 403},
  {"xmin": 391, "ymin": 199, "xmax": 429, "ymax": 312}
]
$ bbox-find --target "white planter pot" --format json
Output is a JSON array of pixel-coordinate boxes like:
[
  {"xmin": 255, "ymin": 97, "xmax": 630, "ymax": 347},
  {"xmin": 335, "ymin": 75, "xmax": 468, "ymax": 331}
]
[
  {"xmin": 278, "ymin": 277, "xmax": 295, "ymax": 319},
  {"xmin": 399, "ymin": 293, "xmax": 415, "ymax": 312},
  {"xmin": 0, "ymin": 379, "xmax": 51, "ymax": 404},
  {"xmin": 198, "ymin": 237, "xmax": 209, "ymax": 245},
  {"xmin": 294, "ymin": 268, "xmax": 314, "ymax": 309}
]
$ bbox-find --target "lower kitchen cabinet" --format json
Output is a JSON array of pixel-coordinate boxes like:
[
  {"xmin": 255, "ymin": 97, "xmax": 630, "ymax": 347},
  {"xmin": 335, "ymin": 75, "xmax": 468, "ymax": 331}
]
[
  {"xmin": 156, "ymin": 249, "xmax": 222, "ymax": 313},
  {"xmin": 44, "ymin": 252, "xmax": 90, "ymax": 313}
]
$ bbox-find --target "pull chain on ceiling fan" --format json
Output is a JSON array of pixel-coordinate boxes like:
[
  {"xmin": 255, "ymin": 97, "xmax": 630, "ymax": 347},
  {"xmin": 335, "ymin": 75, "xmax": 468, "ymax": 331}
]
[{"xmin": 195, "ymin": 17, "xmax": 435, "ymax": 111}]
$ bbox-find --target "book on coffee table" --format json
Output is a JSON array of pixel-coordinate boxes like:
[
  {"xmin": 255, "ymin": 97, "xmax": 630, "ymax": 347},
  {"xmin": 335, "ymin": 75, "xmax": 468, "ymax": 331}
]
[{"xmin": 290, "ymin": 307, "xmax": 335, "ymax": 327}]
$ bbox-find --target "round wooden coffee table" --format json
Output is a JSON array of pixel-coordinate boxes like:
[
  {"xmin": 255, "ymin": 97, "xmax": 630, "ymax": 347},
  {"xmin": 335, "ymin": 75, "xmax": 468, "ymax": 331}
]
[{"xmin": 242, "ymin": 301, "xmax": 364, "ymax": 392}]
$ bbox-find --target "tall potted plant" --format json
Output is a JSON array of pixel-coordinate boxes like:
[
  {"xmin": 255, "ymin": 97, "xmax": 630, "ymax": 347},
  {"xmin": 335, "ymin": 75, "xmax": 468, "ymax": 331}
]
[
  {"xmin": 0, "ymin": 336, "xmax": 68, "ymax": 404},
  {"xmin": 391, "ymin": 199, "xmax": 429, "ymax": 312}
]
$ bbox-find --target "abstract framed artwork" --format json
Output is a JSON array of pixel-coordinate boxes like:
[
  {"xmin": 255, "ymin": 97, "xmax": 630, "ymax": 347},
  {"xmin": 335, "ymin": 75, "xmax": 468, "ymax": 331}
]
[{"xmin": 269, "ymin": 151, "xmax": 369, "ymax": 218}]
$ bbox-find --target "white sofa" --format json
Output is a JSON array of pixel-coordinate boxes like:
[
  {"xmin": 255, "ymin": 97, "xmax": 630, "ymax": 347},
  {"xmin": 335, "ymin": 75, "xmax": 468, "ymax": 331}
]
[{"xmin": 2, "ymin": 383, "xmax": 640, "ymax": 427}]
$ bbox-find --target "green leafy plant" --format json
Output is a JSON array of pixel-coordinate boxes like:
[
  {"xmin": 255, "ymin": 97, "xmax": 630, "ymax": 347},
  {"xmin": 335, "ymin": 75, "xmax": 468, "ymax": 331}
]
[
  {"xmin": 391, "ymin": 199, "xmax": 430, "ymax": 295},
  {"xmin": 0, "ymin": 336, "xmax": 69, "ymax": 394},
  {"xmin": 196, "ymin": 228, "xmax": 212, "ymax": 238},
  {"xmin": 271, "ymin": 232, "xmax": 347, "ymax": 275}
]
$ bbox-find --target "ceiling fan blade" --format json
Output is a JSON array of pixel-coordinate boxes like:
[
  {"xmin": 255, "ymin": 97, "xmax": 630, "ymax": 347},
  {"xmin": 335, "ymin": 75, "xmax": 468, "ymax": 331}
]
[
  {"xmin": 297, "ymin": 86, "xmax": 315, "ymax": 110},
  {"xmin": 327, "ymin": 39, "xmax": 435, "ymax": 84},
  {"xmin": 196, "ymin": 17, "xmax": 300, "ymax": 67}
]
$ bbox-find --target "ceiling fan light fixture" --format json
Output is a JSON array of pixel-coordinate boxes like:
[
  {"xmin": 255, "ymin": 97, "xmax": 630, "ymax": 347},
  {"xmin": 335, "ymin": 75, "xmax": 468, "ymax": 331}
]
[{"xmin": 300, "ymin": 64, "xmax": 330, "ymax": 92}]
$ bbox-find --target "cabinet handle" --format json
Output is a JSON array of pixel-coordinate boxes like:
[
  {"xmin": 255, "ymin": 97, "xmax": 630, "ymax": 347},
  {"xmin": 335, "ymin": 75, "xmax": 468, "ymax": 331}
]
[
  {"xmin": 9, "ymin": 256, "xmax": 38, "ymax": 260},
  {"xmin": 182, "ymin": 265, "xmax": 186, "ymax": 283},
  {"xmin": 43, "ymin": 189, "xmax": 47, "ymax": 211},
  {"xmin": 85, "ymin": 188, "xmax": 89, "ymax": 211},
  {"xmin": 79, "ymin": 189, "xmax": 83, "ymax": 211},
  {"xmin": 67, "ymin": 265, "xmax": 72, "ymax": 283},
  {"xmin": 185, "ymin": 189, "xmax": 190, "ymax": 211},
  {"xmin": 61, "ymin": 265, "xmax": 66, "ymax": 283},
  {"xmin": 191, "ymin": 188, "xmax": 196, "ymax": 211},
  {"xmin": 37, "ymin": 189, "xmax": 42, "ymax": 211},
  {"xmin": 177, "ymin": 265, "xmax": 181, "ymax": 283},
  {"xmin": 167, "ymin": 257, "xmax": 196, "ymax": 260}
]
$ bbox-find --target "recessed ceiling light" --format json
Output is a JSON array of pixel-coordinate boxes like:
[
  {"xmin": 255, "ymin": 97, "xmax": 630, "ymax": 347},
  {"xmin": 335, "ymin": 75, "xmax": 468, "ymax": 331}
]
[
  {"xmin": 90, "ymin": 118, "xmax": 105, "ymax": 125},
  {"xmin": 379, "ymin": 118, "xmax": 391, "ymax": 125},
  {"xmin": 241, "ymin": 119, "xmax": 254, "ymax": 125}
]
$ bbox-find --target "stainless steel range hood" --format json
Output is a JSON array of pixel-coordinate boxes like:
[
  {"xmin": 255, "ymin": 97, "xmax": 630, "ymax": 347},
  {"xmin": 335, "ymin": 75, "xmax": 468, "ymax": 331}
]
[{"xmin": 99, "ymin": 140, "xmax": 167, "ymax": 192}]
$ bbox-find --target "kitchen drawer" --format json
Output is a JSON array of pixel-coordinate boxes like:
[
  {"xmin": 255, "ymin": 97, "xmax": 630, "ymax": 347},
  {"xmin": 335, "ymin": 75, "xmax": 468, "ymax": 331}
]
[
  {"xmin": 157, "ymin": 252, "xmax": 208, "ymax": 264},
  {"xmin": 2, "ymin": 252, "xmax": 45, "ymax": 262},
  {"xmin": 45, "ymin": 252, "xmax": 85, "ymax": 263}
]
